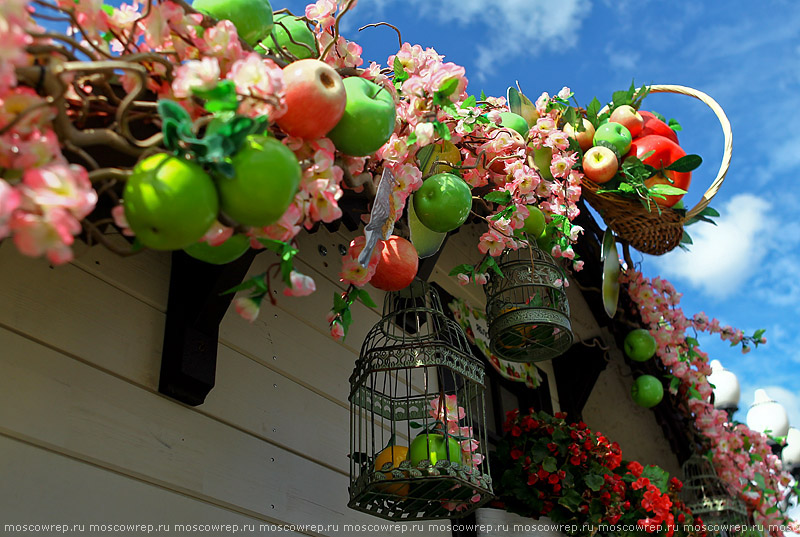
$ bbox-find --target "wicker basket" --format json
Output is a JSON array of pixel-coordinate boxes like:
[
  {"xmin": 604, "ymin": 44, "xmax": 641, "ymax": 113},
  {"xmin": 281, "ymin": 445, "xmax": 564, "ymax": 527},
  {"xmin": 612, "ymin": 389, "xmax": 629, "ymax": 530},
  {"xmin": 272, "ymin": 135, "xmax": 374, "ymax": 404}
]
[{"xmin": 580, "ymin": 85, "xmax": 732, "ymax": 255}]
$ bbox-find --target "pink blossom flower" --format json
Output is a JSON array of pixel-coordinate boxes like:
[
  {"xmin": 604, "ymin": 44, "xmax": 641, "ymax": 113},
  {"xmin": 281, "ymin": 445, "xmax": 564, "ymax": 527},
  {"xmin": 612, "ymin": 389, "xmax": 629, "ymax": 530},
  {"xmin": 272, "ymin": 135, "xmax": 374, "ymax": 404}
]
[
  {"xmin": 10, "ymin": 208, "xmax": 81, "ymax": 264},
  {"xmin": 391, "ymin": 163, "xmax": 423, "ymax": 194},
  {"xmin": 20, "ymin": 162, "xmax": 98, "ymax": 220},
  {"xmin": 283, "ymin": 271, "xmax": 316, "ymax": 297},
  {"xmin": 234, "ymin": 296, "xmax": 261, "ymax": 323},
  {"xmin": 305, "ymin": 0, "xmax": 337, "ymax": 30},
  {"xmin": 140, "ymin": 0, "xmax": 183, "ymax": 49},
  {"xmin": 202, "ymin": 20, "xmax": 245, "ymax": 70},
  {"xmin": 457, "ymin": 273, "xmax": 469, "ymax": 285},
  {"xmin": 414, "ymin": 122, "xmax": 435, "ymax": 146},
  {"xmin": 429, "ymin": 394, "xmax": 466, "ymax": 422},
  {"xmin": 172, "ymin": 57, "xmax": 221, "ymax": 99},
  {"xmin": 252, "ymin": 202, "xmax": 303, "ymax": 244},
  {"xmin": 330, "ymin": 319, "xmax": 345, "ymax": 341},
  {"xmin": 339, "ymin": 236, "xmax": 379, "ymax": 287},
  {"xmin": 200, "ymin": 221, "xmax": 234, "ymax": 246},
  {"xmin": 111, "ymin": 204, "xmax": 134, "ymax": 237},
  {"xmin": 478, "ymin": 229, "xmax": 505, "ymax": 257},
  {"xmin": 227, "ymin": 54, "xmax": 286, "ymax": 119},
  {"xmin": 474, "ymin": 273, "xmax": 488, "ymax": 285},
  {"xmin": 0, "ymin": 178, "xmax": 21, "ymax": 239}
]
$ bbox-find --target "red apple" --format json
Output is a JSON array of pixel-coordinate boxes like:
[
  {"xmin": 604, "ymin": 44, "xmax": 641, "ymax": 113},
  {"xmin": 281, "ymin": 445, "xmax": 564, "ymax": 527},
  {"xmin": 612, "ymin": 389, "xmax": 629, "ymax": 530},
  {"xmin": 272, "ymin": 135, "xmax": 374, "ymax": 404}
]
[
  {"xmin": 563, "ymin": 118, "xmax": 595, "ymax": 151},
  {"xmin": 609, "ymin": 105, "xmax": 643, "ymax": 138},
  {"xmin": 638, "ymin": 111, "xmax": 679, "ymax": 144},
  {"xmin": 276, "ymin": 59, "xmax": 346, "ymax": 139},
  {"xmin": 627, "ymin": 135, "xmax": 690, "ymax": 207},
  {"xmin": 582, "ymin": 146, "xmax": 618, "ymax": 183},
  {"xmin": 370, "ymin": 236, "xmax": 419, "ymax": 291}
]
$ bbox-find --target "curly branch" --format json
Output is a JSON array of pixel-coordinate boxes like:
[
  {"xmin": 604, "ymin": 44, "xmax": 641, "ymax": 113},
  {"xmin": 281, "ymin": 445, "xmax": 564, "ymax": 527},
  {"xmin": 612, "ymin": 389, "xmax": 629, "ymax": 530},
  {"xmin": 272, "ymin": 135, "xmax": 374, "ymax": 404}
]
[{"xmin": 358, "ymin": 22, "xmax": 403, "ymax": 49}]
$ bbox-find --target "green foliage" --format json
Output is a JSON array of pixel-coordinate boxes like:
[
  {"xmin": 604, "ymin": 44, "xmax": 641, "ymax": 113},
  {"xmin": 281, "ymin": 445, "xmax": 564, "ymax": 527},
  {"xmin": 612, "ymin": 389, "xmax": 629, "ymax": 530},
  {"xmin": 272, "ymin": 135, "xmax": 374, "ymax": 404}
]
[{"xmin": 327, "ymin": 286, "xmax": 376, "ymax": 341}]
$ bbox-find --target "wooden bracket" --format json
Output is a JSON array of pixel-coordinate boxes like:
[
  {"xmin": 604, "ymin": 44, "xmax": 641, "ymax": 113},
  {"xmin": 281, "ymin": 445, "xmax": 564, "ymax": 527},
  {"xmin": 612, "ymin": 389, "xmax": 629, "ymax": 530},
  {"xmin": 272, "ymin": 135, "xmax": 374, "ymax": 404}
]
[{"xmin": 158, "ymin": 249, "xmax": 257, "ymax": 406}]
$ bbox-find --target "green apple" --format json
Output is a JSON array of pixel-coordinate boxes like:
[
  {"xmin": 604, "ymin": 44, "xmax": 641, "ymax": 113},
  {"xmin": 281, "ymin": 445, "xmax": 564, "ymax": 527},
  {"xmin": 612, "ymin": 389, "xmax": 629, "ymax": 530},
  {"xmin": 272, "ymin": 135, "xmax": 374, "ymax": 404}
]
[
  {"xmin": 326, "ymin": 77, "xmax": 396, "ymax": 157},
  {"xmin": 217, "ymin": 135, "xmax": 301, "ymax": 227},
  {"xmin": 409, "ymin": 196, "xmax": 447, "ymax": 258},
  {"xmin": 533, "ymin": 147, "xmax": 554, "ymax": 181},
  {"xmin": 123, "ymin": 154, "xmax": 219, "ymax": 251},
  {"xmin": 257, "ymin": 14, "xmax": 317, "ymax": 59},
  {"xmin": 593, "ymin": 122, "xmax": 632, "ymax": 157},
  {"xmin": 631, "ymin": 374, "xmax": 664, "ymax": 408},
  {"xmin": 412, "ymin": 172, "xmax": 472, "ymax": 233},
  {"xmin": 192, "ymin": 0, "xmax": 273, "ymax": 46},
  {"xmin": 499, "ymin": 111, "xmax": 529, "ymax": 137},
  {"xmin": 521, "ymin": 206, "xmax": 546, "ymax": 236},
  {"xmin": 409, "ymin": 433, "xmax": 462, "ymax": 466},
  {"xmin": 624, "ymin": 328, "xmax": 657, "ymax": 362},
  {"xmin": 184, "ymin": 234, "xmax": 250, "ymax": 264}
]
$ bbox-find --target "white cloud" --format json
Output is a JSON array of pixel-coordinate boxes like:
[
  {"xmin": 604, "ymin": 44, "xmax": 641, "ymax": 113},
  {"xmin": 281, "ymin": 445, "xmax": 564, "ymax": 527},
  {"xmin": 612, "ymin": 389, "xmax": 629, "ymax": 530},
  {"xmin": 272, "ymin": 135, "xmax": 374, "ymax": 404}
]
[
  {"xmin": 651, "ymin": 193, "xmax": 775, "ymax": 299},
  {"xmin": 371, "ymin": 0, "xmax": 591, "ymax": 79}
]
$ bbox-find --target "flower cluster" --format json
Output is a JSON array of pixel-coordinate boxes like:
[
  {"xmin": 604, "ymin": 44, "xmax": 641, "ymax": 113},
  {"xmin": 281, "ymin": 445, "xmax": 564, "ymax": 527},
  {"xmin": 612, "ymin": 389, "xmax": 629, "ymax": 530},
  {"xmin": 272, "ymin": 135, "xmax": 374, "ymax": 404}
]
[
  {"xmin": 497, "ymin": 409, "xmax": 703, "ymax": 537},
  {"xmin": 622, "ymin": 269, "xmax": 792, "ymax": 533}
]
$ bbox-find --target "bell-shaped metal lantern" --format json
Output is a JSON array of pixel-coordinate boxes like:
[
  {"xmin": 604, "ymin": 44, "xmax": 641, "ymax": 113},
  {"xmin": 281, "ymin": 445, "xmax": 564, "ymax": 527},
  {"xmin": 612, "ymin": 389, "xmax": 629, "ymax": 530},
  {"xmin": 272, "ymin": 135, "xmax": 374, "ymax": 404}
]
[
  {"xmin": 483, "ymin": 244, "xmax": 573, "ymax": 362},
  {"xmin": 681, "ymin": 453, "xmax": 749, "ymax": 533},
  {"xmin": 348, "ymin": 280, "xmax": 493, "ymax": 521}
]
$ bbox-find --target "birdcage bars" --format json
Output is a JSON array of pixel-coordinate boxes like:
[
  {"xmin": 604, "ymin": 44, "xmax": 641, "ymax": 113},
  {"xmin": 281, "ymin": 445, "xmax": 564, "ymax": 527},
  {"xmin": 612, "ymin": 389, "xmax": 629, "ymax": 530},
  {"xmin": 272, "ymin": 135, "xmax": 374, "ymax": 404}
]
[
  {"xmin": 483, "ymin": 244, "xmax": 573, "ymax": 363},
  {"xmin": 681, "ymin": 453, "xmax": 749, "ymax": 534},
  {"xmin": 348, "ymin": 281, "xmax": 494, "ymax": 521}
]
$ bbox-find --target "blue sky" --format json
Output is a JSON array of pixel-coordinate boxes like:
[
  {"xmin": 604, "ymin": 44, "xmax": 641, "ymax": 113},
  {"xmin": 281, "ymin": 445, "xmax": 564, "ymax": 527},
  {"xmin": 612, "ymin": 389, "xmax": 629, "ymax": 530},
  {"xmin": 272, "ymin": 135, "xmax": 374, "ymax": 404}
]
[{"xmin": 277, "ymin": 0, "xmax": 800, "ymax": 427}]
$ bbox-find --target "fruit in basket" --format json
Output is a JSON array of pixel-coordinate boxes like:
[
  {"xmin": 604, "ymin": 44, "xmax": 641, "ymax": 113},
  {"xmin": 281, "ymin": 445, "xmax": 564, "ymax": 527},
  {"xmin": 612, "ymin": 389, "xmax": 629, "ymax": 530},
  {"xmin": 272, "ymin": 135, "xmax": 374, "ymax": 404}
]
[
  {"xmin": 217, "ymin": 135, "xmax": 301, "ymax": 227},
  {"xmin": 627, "ymin": 135, "xmax": 691, "ymax": 208},
  {"xmin": 258, "ymin": 14, "xmax": 317, "ymax": 59},
  {"xmin": 623, "ymin": 328, "xmax": 657, "ymax": 362},
  {"xmin": 412, "ymin": 173, "xmax": 472, "ymax": 233},
  {"xmin": 374, "ymin": 444, "xmax": 410, "ymax": 496},
  {"xmin": 638, "ymin": 111, "xmax": 679, "ymax": 144},
  {"xmin": 370, "ymin": 236, "xmax": 419, "ymax": 291},
  {"xmin": 609, "ymin": 105, "xmax": 644, "ymax": 138},
  {"xmin": 631, "ymin": 374, "xmax": 664, "ymax": 408},
  {"xmin": 192, "ymin": 0, "xmax": 273, "ymax": 46},
  {"xmin": 123, "ymin": 154, "xmax": 219, "ymax": 251},
  {"xmin": 499, "ymin": 112, "xmax": 529, "ymax": 137},
  {"xmin": 184, "ymin": 234, "xmax": 250, "ymax": 265},
  {"xmin": 582, "ymin": 146, "xmax": 618, "ymax": 183},
  {"xmin": 420, "ymin": 140, "xmax": 462, "ymax": 175},
  {"xmin": 409, "ymin": 433, "xmax": 463, "ymax": 466},
  {"xmin": 277, "ymin": 60, "xmax": 346, "ymax": 139},
  {"xmin": 563, "ymin": 118, "xmax": 595, "ymax": 151},
  {"xmin": 593, "ymin": 122, "xmax": 632, "ymax": 156},
  {"xmin": 327, "ymin": 77, "xmax": 396, "ymax": 156}
]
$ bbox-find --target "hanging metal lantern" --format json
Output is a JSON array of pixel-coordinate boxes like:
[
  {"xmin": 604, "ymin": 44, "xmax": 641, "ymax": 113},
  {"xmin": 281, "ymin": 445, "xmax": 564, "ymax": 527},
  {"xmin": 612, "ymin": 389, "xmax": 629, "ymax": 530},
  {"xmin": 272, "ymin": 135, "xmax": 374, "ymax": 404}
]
[
  {"xmin": 483, "ymin": 244, "xmax": 573, "ymax": 363},
  {"xmin": 348, "ymin": 280, "xmax": 493, "ymax": 521},
  {"xmin": 681, "ymin": 453, "xmax": 749, "ymax": 534}
]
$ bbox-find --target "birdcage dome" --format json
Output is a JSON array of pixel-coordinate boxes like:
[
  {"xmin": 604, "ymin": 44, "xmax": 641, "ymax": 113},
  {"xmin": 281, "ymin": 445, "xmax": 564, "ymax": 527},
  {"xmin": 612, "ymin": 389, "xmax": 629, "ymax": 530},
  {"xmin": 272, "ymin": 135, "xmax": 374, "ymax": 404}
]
[
  {"xmin": 348, "ymin": 280, "xmax": 493, "ymax": 521},
  {"xmin": 483, "ymin": 244, "xmax": 573, "ymax": 363},
  {"xmin": 681, "ymin": 454, "xmax": 749, "ymax": 533}
]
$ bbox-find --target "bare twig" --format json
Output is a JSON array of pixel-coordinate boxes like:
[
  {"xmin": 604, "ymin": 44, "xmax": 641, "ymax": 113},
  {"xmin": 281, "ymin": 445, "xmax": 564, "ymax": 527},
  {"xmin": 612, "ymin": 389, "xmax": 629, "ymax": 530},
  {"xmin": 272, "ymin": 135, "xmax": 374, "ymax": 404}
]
[{"xmin": 358, "ymin": 22, "xmax": 403, "ymax": 49}]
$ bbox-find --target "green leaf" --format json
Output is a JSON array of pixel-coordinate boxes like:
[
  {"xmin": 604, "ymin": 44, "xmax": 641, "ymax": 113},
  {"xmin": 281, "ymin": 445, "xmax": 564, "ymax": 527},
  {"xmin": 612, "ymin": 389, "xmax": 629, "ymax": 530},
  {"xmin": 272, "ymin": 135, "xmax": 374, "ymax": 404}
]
[
  {"xmin": 257, "ymin": 238, "xmax": 285, "ymax": 253},
  {"xmin": 670, "ymin": 376, "xmax": 680, "ymax": 392},
  {"xmin": 652, "ymin": 110, "xmax": 667, "ymax": 122},
  {"xmin": 557, "ymin": 489, "xmax": 583, "ymax": 512},
  {"xmin": 680, "ymin": 230, "xmax": 693, "ymax": 245},
  {"xmin": 542, "ymin": 456, "xmax": 557, "ymax": 473},
  {"xmin": 222, "ymin": 275, "xmax": 268, "ymax": 295},
  {"xmin": 586, "ymin": 97, "xmax": 602, "ymax": 127},
  {"xmin": 436, "ymin": 78, "xmax": 459, "ymax": 100},
  {"xmin": 392, "ymin": 57, "xmax": 409, "ymax": 86},
  {"xmin": 642, "ymin": 465, "xmax": 669, "ymax": 492},
  {"xmin": 668, "ymin": 118, "xmax": 683, "ymax": 132},
  {"xmin": 449, "ymin": 264, "xmax": 474, "ymax": 277},
  {"xmin": 433, "ymin": 121, "xmax": 452, "ymax": 141},
  {"xmin": 665, "ymin": 154, "xmax": 702, "ymax": 173},
  {"xmin": 333, "ymin": 292, "xmax": 347, "ymax": 312},
  {"xmin": 461, "ymin": 95, "xmax": 477, "ymax": 109},
  {"xmin": 357, "ymin": 289, "xmax": 378, "ymax": 308},
  {"xmin": 416, "ymin": 144, "xmax": 436, "ymax": 174},
  {"xmin": 101, "ymin": 4, "xmax": 114, "ymax": 15},
  {"xmin": 699, "ymin": 206, "xmax": 720, "ymax": 217},
  {"xmin": 648, "ymin": 184, "xmax": 687, "ymax": 196},
  {"xmin": 481, "ymin": 256, "xmax": 504, "ymax": 278},
  {"xmin": 584, "ymin": 473, "xmax": 605, "ymax": 492},
  {"xmin": 484, "ymin": 190, "xmax": 513, "ymax": 205},
  {"xmin": 507, "ymin": 86, "xmax": 522, "ymax": 117},
  {"xmin": 192, "ymin": 80, "xmax": 240, "ymax": 113},
  {"xmin": 753, "ymin": 328, "xmax": 766, "ymax": 341}
]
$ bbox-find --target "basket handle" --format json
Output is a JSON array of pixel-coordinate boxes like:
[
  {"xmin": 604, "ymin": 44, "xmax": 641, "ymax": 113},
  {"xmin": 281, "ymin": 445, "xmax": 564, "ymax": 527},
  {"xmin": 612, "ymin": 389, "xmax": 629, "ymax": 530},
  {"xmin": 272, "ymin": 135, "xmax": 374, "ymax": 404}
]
[{"xmin": 600, "ymin": 85, "xmax": 733, "ymax": 222}]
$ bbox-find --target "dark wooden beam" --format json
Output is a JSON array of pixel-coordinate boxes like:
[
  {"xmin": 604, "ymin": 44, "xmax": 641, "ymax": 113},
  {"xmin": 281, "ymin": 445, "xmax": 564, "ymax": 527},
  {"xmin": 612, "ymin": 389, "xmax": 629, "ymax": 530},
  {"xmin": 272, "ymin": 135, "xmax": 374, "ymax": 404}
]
[{"xmin": 159, "ymin": 249, "xmax": 258, "ymax": 406}]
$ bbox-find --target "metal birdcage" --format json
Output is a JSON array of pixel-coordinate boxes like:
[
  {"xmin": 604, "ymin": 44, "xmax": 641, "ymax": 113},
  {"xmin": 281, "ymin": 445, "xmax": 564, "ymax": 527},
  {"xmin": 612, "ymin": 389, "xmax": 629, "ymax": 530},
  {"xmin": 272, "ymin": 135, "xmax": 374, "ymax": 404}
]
[
  {"xmin": 348, "ymin": 280, "xmax": 494, "ymax": 521},
  {"xmin": 483, "ymin": 244, "xmax": 573, "ymax": 363},
  {"xmin": 681, "ymin": 454, "xmax": 749, "ymax": 535}
]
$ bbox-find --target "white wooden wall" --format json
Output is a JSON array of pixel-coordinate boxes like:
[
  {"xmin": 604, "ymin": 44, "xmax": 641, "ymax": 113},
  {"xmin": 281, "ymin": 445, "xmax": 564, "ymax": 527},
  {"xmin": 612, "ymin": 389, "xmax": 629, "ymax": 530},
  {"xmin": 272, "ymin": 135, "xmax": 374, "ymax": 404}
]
[{"xmin": 0, "ymin": 224, "xmax": 478, "ymax": 536}]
